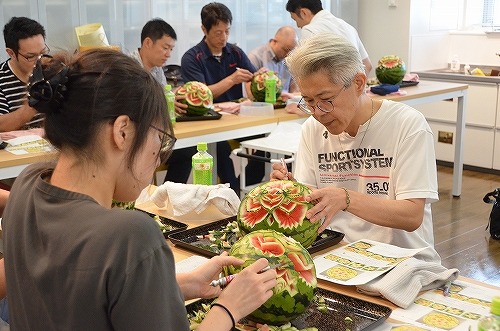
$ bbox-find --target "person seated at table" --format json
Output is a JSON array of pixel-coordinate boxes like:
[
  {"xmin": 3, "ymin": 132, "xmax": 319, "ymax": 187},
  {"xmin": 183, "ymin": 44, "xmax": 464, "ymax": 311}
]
[
  {"xmin": 271, "ymin": 33, "xmax": 440, "ymax": 263},
  {"xmin": 0, "ymin": 17, "xmax": 48, "ymax": 132},
  {"xmin": 181, "ymin": 2, "xmax": 266, "ymax": 192},
  {"xmin": 130, "ymin": 18, "xmax": 196, "ymax": 184},
  {"xmin": 247, "ymin": 26, "xmax": 304, "ymax": 116},
  {"xmin": 1, "ymin": 49, "xmax": 277, "ymax": 330}
]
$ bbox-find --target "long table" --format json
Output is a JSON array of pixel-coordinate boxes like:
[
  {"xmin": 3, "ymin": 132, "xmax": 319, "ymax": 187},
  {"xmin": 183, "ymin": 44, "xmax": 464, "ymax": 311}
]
[{"xmin": 0, "ymin": 80, "xmax": 468, "ymax": 196}]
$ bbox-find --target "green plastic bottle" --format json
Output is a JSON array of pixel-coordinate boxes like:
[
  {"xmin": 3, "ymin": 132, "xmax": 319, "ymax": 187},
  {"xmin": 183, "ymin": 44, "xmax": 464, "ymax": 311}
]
[
  {"xmin": 165, "ymin": 84, "xmax": 176, "ymax": 126},
  {"xmin": 192, "ymin": 142, "xmax": 213, "ymax": 185},
  {"xmin": 264, "ymin": 70, "xmax": 276, "ymax": 104},
  {"xmin": 478, "ymin": 297, "xmax": 500, "ymax": 331}
]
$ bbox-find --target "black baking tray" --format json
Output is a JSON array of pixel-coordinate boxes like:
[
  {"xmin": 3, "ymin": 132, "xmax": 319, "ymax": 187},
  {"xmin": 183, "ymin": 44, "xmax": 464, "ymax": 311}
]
[
  {"xmin": 137, "ymin": 210, "xmax": 188, "ymax": 239},
  {"xmin": 399, "ymin": 80, "xmax": 419, "ymax": 87},
  {"xmin": 185, "ymin": 287, "xmax": 392, "ymax": 331},
  {"xmin": 175, "ymin": 108, "xmax": 222, "ymax": 122},
  {"xmin": 168, "ymin": 216, "xmax": 344, "ymax": 257}
]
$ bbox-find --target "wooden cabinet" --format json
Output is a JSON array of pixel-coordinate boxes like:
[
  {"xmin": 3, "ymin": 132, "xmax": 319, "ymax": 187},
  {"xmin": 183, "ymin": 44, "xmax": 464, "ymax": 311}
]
[{"xmin": 413, "ymin": 80, "xmax": 499, "ymax": 170}]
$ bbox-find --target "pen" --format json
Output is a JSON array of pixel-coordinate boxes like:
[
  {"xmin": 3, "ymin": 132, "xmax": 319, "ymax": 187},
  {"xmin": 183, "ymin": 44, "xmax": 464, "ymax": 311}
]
[
  {"xmin": 209, "ymin": 263, "xmax": 285, "ymax": 287},
  {"xmin": 443, "ymin": 281, "xmax": 452, "ymax": 296},
  {"xmin": 280, "ymin": 158, "xmax": 288, "ymax": 180}
]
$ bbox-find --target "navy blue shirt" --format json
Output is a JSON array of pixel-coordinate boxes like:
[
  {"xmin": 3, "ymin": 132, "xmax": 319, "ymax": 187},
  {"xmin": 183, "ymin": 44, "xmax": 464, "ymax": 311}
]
[{"xmin": 181, "ymin": 39, "xmax": 256, "ymax": 103}]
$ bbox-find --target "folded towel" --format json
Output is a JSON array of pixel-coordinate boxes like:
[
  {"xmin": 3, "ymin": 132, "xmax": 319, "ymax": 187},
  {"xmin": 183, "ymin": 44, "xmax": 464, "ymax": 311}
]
[
  {"xmin": 356, "ymin": 257, "xmax": 459, "ymax": 309},
  {"xmin": 370, "ymin": 83, "xmax": 400, "ymax": 96},
  {"xmin": 403, "ymin": 73, "xmax": 419, "ymax": 82},
  {"xmin": 216, "ymin": 102, "xmax": 242, "ymax": 114},
  {"xmin": 150, "ymin": 182, "xmax": 241, "ymax": 216}
]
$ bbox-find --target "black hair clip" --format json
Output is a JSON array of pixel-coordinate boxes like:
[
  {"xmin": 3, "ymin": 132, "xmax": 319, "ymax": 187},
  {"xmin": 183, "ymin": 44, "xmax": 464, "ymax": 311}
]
[{"xmin": 28, "ymin": 54, "xmax": 69, "ymax": 113}]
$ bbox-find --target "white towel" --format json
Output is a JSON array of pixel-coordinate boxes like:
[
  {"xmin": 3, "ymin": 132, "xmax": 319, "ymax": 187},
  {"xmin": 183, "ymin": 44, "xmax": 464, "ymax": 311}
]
[
  {"xmin": 356, "ymin": 257, "xmax": 459, "ymax": 309},
  {"xmin": 150, "ymin": 182, "xmax": 241, "ymax": 216}
]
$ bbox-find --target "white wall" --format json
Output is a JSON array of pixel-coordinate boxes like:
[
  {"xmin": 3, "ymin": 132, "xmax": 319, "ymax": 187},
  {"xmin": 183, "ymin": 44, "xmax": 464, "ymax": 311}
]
[{"xmin": 358, "ymin": 0, "xmax": 500, "ymax": 73}]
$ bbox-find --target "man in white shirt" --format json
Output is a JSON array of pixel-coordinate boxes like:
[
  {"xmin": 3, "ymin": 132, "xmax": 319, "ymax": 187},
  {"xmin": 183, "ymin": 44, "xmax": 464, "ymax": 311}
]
[{"xmin": 285, "ymin": 0, "xmax": 372, "ymax": 76}]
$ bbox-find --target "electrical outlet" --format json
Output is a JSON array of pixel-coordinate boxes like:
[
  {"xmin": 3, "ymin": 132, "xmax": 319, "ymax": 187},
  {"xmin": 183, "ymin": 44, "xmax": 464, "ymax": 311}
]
[
  {"xmin": 388, "ymin": 0, "xmax": 397, "ymax": 7},
  {"xmin": 438, "ymin": 131, "xmax": 453, "ymax": 144}
]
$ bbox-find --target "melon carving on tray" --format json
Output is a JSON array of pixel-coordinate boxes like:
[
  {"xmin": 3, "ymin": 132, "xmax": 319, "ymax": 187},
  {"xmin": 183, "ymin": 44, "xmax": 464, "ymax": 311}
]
[{"xmin": 237, "ymin": 180, "xmax": 320, "ymax": 248}]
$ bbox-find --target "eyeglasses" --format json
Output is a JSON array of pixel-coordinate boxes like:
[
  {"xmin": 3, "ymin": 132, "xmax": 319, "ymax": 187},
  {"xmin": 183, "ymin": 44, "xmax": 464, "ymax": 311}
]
[
  {"xmin": 150, "ymin": 124, "xmax": 177, "ymax": 162},
  {"xmin": 18, "ymin": 45, "xmax": 50, "ymax": 62},
  {"xmin": 297, "ymin": 85, "xmax": 347, "ymax": 115}
]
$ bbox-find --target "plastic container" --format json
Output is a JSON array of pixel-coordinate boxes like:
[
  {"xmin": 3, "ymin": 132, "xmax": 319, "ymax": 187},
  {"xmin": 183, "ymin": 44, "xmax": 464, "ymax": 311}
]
[
  {"xmin": 192, "ymin": 142, "xmax": 213, "ymax": 185},
  {"xmin": 240, "ymin": 102, "xmax": 274, "ymax": 116},
  {"xmin": 165, "ymin": 84, "xmax": 176, "ymax": 126},
  {"xmin": 464, "ymin": 64, "xmax": 471, "ymax": 75},
  {"xmin": 478, "ymin": 296, "xmax": 500, "ymax": 331},
  {"xmin": 450, "ymin": 55, "xmax": 460, "ymax": 72},
  {"xmin": 264, "ymin": 70, "xmax": 277, "ymax": 104}
]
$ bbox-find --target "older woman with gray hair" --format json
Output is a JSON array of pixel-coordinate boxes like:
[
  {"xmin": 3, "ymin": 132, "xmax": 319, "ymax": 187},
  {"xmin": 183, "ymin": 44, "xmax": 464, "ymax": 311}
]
[{"xmin": 272, "ymin": 33, "xmax": 440, "ymax": 263}]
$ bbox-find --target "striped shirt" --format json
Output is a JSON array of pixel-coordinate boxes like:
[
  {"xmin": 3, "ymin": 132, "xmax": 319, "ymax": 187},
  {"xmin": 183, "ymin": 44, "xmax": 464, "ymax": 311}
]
[
  {"xmin": 0, "ymin": 60, "xmax": 27, "ymax": 114},
  {"xmin": 0, "ymin": 60, "xmax": 43, "ymax": 128}
]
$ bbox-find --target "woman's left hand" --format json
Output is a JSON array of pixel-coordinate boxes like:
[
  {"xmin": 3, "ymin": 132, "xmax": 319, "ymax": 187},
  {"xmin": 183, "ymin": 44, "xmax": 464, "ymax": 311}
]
[{"xmin": 182, "ymin": 252, "xmax": 245, "ymax": 300}]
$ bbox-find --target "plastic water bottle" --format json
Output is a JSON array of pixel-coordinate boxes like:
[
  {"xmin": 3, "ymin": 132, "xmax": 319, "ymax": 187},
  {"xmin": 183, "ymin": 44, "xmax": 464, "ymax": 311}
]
[
  {"xmin": 192, "ymin": 142, "xmax": 213, "ymax": 185},
  {"xmin": 265, "ymin": 70, "xmax": 277, "ymax": 104},
  {"xmin": 478, "ymin": 297, "xmax": 500, "ymax": 331},
  {"xmin": 165, "ymin": 84, "xmax": 176, "ymax": 126}
]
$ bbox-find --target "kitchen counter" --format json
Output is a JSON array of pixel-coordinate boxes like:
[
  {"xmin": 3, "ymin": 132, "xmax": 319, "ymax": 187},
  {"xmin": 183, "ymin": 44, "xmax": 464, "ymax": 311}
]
[{"xmin": 414, "ymin": 67, "xmax": 500, "ymax": 84}]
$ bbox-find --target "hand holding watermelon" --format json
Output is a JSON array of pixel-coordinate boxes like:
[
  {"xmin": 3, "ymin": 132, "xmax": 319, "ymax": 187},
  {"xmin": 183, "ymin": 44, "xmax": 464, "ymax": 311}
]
[{"xmin": 175, "ymin": 81, "xmax": 213, "ymax": 116}]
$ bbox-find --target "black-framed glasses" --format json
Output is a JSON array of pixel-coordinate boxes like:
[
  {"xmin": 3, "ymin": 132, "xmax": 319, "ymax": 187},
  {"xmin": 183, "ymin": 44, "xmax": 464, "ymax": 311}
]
[
  {"xmin": 297, "ymin": 85, "xmax": 347, "ymax": 115},
  {"xmin": 150, "ymin": 124, "xmax": 177, "ymax": 162},
  {"xmin": 18, "ymin": 45, "xmax": 50, "ymax": 62}
]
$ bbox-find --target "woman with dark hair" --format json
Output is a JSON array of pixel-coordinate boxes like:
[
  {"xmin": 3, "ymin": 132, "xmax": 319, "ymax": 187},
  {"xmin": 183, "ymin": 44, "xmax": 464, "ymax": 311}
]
[{"xmin": 1, "ymin": 49, "xmax": 276, "ymax": 331}]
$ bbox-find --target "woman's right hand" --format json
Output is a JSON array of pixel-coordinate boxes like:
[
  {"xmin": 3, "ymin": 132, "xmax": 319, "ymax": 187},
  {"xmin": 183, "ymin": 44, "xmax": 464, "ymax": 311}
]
[
  {"xmin": 271, "ymin": 162, "xmax": 294, "ymax": 181},
  {"xmin": 216, "ymin": 258, "xmax": 277, "ymax": 322}
]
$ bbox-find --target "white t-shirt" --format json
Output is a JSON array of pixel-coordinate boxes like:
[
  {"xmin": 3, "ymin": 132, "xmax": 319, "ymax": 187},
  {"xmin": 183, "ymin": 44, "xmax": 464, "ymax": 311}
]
[
  {"xmin": 300, "ymin": 10, "xmax": 369, "ymax": 61},
  {"xmin": 295, "ymin": 99, "xmax": 440, "ymax": 263}
]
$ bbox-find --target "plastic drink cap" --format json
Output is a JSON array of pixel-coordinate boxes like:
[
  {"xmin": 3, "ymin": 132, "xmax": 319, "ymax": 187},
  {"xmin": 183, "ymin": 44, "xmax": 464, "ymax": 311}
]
[
  {"xmin": 197, "ymin": 142, "xmax": 208, "ymax": 150},
  {"xmin": 491, "ymin": 296, "xmax": 500, "ymax": 316},
  {"xmin": 165, "ymin": 84, "xmax": 172, "ymax": 91}
]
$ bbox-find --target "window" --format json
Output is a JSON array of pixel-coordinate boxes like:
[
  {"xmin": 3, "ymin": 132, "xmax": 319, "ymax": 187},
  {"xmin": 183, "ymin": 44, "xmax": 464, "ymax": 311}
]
[
  {"xmin": 464, "ymin": 0, "xmax": 500, "ymax": 30},
  {"xmin": 482, "ymin": 0, "xmax": 500, "ymax": 28}
]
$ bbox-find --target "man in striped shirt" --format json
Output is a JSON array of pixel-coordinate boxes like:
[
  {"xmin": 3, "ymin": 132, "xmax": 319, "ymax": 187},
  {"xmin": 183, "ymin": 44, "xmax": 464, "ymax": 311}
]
[{"xmin": 0, "ymin": 17, "xmax": 47, "ymax": 132}]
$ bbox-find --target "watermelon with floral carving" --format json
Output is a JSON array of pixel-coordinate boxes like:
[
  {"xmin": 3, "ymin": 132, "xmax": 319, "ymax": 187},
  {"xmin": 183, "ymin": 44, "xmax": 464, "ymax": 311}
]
[
  {"xmin": 224, "ymin": 230, "xmax": 317, "ymax": 325},
  {"xmin": 375, "ymin": 55, "xmax": 406, "ymax": 85},
  {"xmin": 237, "ymin": 180, "xmax": 320, "ymax": 248},
  {"xmin": 251, "ymin": 71, "xmax": 283, "ymax": 102},
  {"xmin": 176, "ymin": 81, "xmax": 213, "ymax": 116}
]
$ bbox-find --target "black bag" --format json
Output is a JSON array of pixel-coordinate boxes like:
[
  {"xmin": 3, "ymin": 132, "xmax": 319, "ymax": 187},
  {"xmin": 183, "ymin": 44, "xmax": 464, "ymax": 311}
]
[
  {"xmin": 483, "ymin": 188, "xmax": 500, "ymax": 240},
  {"xmin": 163, "ymin": 64, "xmax": 184, "ymax": 87}
]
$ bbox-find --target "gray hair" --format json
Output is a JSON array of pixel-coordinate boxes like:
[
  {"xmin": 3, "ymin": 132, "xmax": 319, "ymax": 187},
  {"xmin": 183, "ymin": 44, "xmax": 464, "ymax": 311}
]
[{"xmin": 285, "ymin": 32, "xmax": 365, "ymax": 87}]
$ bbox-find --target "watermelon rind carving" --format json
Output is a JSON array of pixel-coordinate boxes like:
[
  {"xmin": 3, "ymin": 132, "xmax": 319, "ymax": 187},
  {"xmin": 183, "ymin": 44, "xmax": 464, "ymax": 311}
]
[
  {"xmin": 176, "ymin": 81, "xmax": 213, "ymax": 116},
  {"xmin": 375, "ymin": 55, "xmax": 406, "ymax": 85},
  {"xmin": 250, "ymin": 71, "xmax": 283, "ymax": 102},
  {"xmin": 238, "ymin": 180, "xmax": 320, "ymax": 248},
  {"xmin": 224, "ymin": 230, "xmax": 317, "ymax": 325}
]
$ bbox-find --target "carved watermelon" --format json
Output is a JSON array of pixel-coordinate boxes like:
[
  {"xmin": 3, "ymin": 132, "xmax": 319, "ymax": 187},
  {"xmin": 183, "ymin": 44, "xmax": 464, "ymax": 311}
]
[
  {"xmin": 238, "ymin": 180, "xmax": 320, "ymax": 248},
  {"xmin": 176, "ymin": 81, "xmax": 213, "ymax": 116},
  {"xmin": 375, "ymin": 55, "xmax": 406, "ymax": 85},
  {"xmin": 224, "ymin": 230, "xmax": 317, "ymax": 325},
  {"xmin": 250, "ymin": 71, "xmax": 283, "ymax": 102}
]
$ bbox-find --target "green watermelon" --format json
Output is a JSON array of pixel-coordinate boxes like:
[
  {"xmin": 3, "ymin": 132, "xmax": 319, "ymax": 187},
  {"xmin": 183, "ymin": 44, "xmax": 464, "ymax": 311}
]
[
  {"xmin": 375, "ymin": 55, "xmax": 406, "ymax": 85},
  {"xmin": 224, "ymin": 230, "xmax": 317, "ymax": 325},
  {"xmin": 176, "ymin": 81, "xmax": 213, "ymax": 116},
  {"xmin": 237, "ymin": 180, "xmax": 320, "ymax": 248},
  {"xmin": 250, "ymin": 71, "xmax": 283, "ymax": 102}
]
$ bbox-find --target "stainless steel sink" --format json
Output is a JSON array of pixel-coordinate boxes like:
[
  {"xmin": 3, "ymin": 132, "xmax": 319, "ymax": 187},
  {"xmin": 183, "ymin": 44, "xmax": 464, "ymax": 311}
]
[{"xmin": 415, "ymin": 66, "xmax": 500, "ymax": 84}]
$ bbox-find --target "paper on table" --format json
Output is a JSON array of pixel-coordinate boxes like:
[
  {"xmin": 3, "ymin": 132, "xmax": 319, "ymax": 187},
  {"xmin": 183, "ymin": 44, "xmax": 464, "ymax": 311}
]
[
  {"xmin": 175, "ymin": 255, "xmax": 209, "ymax": 274},
  {"xmin": 4, "ymin": 135, "xmax": 53, "ymax": 155},
  {"xmin": 390, "ymin": 278, "xmax": 500, "ymax": 331},
  {"xmin": 314, "ymin": 239, "xmax": 426, "ymax": 286}
]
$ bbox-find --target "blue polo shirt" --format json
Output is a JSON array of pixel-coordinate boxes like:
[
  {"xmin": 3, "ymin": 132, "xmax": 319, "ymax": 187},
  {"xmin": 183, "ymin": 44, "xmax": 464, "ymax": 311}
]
[{"xmin": 181, "ymin": 39, "xmax": 256, "ymax": 103}]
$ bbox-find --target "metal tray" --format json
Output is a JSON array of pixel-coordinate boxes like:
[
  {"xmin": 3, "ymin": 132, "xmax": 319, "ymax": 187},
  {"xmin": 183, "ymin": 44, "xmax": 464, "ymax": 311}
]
[
  {"xmin": 168, "ymin": 216, "xmax": 344, "ymax": 257},
  {"xmin": 185, "ymin": 287, "xmax": 392, "ymax": 331},
  {"xmin": 136, "ymin": 210, "xmax": 188, "ymax": 239},
  {"xmin": 175, "ymin": 108, "xmax": 222, "ymax": 122}
]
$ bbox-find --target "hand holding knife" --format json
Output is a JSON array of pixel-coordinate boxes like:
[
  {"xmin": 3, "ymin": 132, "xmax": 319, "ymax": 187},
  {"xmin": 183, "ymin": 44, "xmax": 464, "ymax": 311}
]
[
  {"xmin": 210, "ymin": 262, "xmax": 286, "ymax": 287},
  {"xmin": 280, "ymin": 158, "xmax": 289, "ymax": 180}
]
